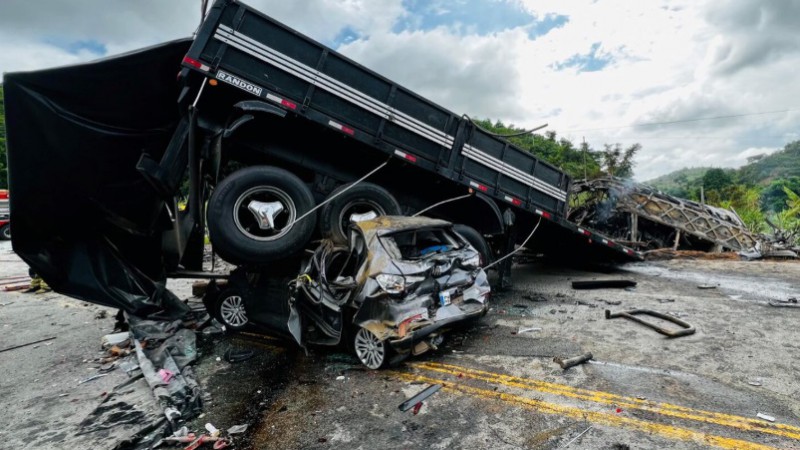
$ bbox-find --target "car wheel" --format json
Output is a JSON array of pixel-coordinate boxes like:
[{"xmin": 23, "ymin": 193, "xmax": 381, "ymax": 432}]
[
  {"xmin": 453, "ymin": 224, "xmax": 492, "ymax": 265},
  {"xmin": 215, "ymin": 290, "xmax": 249, "ymax": 331},
  {"xmin": 353, "ymin": 327, "xmax": 388, "ymax": 369},
  {"xmin": 207, "ymin": 166, "xmax": 316, "ymax": 265},
  {"xmin": 0, "ymin": 224, "xmax": 9, "ymax": 240},
  {"xmin": 320, "ymin": 182, "xmax": 401, "ymax": 244}
]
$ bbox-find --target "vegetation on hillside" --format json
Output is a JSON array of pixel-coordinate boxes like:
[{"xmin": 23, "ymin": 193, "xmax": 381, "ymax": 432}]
[{"xmin": 472, "ymin": 119, "xmax": 640, "ymax": 180}]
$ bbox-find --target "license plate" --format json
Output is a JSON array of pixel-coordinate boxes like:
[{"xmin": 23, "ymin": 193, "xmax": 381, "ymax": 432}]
[{"xmin": 438, "ymin": 291, "xmax": 451, "ymax": 306}]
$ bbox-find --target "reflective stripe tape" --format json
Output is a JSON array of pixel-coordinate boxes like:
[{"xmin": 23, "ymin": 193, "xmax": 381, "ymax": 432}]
[{"xmin": 212, "ymin": 25, "xmax": 567, "ymax": 203}]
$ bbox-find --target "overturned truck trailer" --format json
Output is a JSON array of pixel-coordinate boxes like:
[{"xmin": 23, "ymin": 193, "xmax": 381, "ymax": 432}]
[
  {"xmin": 4, "ymin": 0, "xmax": 639, "ymax": 317},
  {"xmin": 570, "ymin": 178, "xmax": 760, "ymax": 253}
]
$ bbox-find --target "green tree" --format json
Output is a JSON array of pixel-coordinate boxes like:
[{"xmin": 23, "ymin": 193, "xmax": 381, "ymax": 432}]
[
  {"xmin": 0, "ymin": 84, "xmax": 6, "ymax": 189},
  {"xmin": 701, "ymin": 168, "xmax": 733, "ymax": 192},
  {"xmin": 600, "ymin": 143, "xmax": 640, "ymax": 179},
  {"xmin": 470, "ymin": 119, "xmax": 603, "ymax": 179}
]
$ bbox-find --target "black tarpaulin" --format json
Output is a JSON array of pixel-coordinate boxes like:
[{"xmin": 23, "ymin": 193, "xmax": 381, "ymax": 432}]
[{"xmin": 4, "ymin": 39, "xmax": 192, "ymax": 317}]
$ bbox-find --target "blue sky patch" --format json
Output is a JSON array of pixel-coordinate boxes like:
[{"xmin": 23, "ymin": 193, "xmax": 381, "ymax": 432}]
[
  {"xmin": 554, "ymin": 42, "xmax": 613, "ymax": 72},
  {"xmin": 44, "ymin": 37, "xmax": 106, "ymax": 56},
  {"xmin": 330, "ymin": 26, "xmax": 363, "ymax": 48},
  {"xmin": 394, "ymin": 0, "xmax": 568, "ymax": 38}
]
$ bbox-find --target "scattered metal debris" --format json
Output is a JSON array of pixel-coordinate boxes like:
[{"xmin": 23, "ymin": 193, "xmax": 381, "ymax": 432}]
[
  {"xmin": 768, "ymin": 298, "xmax": 800, "ymax": 308},
  {"xmin": 224, "ymin": 348, "xmax": 256, "ymax": 363},
  {"xmin": 399, "ymin": 384, "xmax": 443, "ymax": 412},
  {"xmin": 554, "ymin": 352, "xmax": 593, "ymax": 370},
  {"xmin": 78, "ymin": 374, "xmax": 108, "ymax": 385},
  {"xmin": 572, "ymin": 280, "xmax": 637, "ymax": 290},
  {"xmin": 560, "ymin": 425, "xmax": 593, "ymax": 448},
  {"xmin": 517, "ymin": 327, "xmax": 542, "ymax": 334},
  {"xmin": 747, "ymin": 379, "xmax": 763, "ymax": 387},
  {"xmin": 605, "ymin": 309, "xmax": 696, "ymax": 338},
  {"xmin": 0, "ymin": 336, "xmax": 56, "ymax": 353},
  {"xmin": 697, "ymin": 284, "xmax": 717, "ymax": 290},
  {"xmin": 570, "ymin": 177, "xmax": 759, "ymax": 253},
  {"xmin": 756, "ymin": 413, "xmax": 776, "ymax": 422}
]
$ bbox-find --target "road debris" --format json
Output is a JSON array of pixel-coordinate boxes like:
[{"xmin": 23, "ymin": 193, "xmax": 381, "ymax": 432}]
[
  {"xmin": 747, "ymin": 379, "xmax": 763, "ymax": 386},
  {"xmin": 224, "ymin": 348, "xmax": 256, "ymax": 363},
  {"xmin": 78, "ymin": 374, "xmax": 107, "ymax": 385},
  {"xmin": 517, "ymin": 327, "xmax": 542, "ymax": 334},
  {"xmin": 768, "ymin": 298, "xmax": 800, "ymax": 308},
  {"xmin": 101, "ymin": 332, "xmax": 130, "ymax": 348},
  {"xmin": 228, "ymin": 424, "xmax": 248, "ymax": 434},
  {"xmin": 572, "ymin": 280, "xmax": 637, "ymax": 290},
  {"xmin": 399, "ymin": 384, "xmax": 443, "ymax": 412},
  {"xmin": 560, "ymin": 425, "xmax": 593, "ymax": 448},
  {"xmin": 605, "ymin": 309, "xmax": 696, "ymax": 338},
  {"xmin": 554, "ymin": 352, "xmax": 593, "ymax": 370},
  {"xmin": 756, "ymin": 412, "xmax": 776, "ymax": 422},
  {"xmin": 697, "ymin": 284, "xmax": 718, "ymax": 290},
  {"xmin": 0, "ymin": 336, "xmax": 56, "ymax": 353}
]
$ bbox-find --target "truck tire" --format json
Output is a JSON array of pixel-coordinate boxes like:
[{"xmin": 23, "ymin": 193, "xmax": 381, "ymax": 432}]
[
  {"xmin": 319, "ymin": 182, "xmax": 401, "ymax": 244},
  {"xmin": 453, "ymin": 224, "xmax": 492, "ymax": 265},
  {"xmin": 0, "ymin": 224, "xmax": 9, "ymax": 240},
  {"xmin": 208, "ymin": 166, "xmax": 316, "ymax": 265}
]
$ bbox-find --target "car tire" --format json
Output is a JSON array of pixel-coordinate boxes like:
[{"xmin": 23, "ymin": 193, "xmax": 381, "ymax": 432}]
[
  {"xmin": 207, "ymin": 166, "xmax": 316, "ymax": 265},
  {"xmin": 0, "ymin": 224, "xmax": 9, "ymax": 240},
  {"xmin": 214, "ymin": 290, "xmax": 249, "ymax": 331},
  {"xmin": 319, "ymin": 182, "xmax": 401, "ymax": 244},
  {"xmin": 453, "ymin": 224, "xmax": 492, "ymax": 265},
  {"xmin": 353, "ymin": 326, "xmax": 389, "ymax": 369}
]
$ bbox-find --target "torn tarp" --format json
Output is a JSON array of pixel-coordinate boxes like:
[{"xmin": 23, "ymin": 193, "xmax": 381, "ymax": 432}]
[{"xmin": 3, "ymin": 39, "xmax": 191, "ymax": 317}]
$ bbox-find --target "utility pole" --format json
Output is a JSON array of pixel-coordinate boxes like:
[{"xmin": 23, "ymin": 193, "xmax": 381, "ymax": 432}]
[{"xmin": 582, "ymin": 137, "xmax": 588, "ymax": 180}]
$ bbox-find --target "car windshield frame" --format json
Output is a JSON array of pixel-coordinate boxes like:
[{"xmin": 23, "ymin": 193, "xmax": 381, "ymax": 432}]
[{"xmin": 378, "ymin": 226, "xmax": 466, "ymax": 261}]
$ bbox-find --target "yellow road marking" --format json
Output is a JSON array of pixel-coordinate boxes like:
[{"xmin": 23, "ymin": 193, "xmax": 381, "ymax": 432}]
[
  {"xmin": 412, "ymin": 361, "xmax": 800, "ymax": 442},
  {"xmin": 391, "ymin": 371, "xmax": 780, "ymax": 450}
]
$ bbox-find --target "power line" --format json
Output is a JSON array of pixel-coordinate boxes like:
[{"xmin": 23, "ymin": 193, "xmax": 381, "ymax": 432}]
[{"xmin": 561, "ymin": 108, "xmax": 800, "ymax": 133}]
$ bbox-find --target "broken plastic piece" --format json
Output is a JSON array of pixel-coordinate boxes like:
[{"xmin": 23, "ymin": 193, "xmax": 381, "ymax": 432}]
[
  {"xmin": 205, "ymin": 423, "xmax": 221, "ymax": 437},
  {"xmin": 159, "ymin": 368, "xmax": 175, "ymax": 383},
  {"xmin": 757, "ymin": 412, "xmax": 776, "ymax": 422},
  {"xmin": 572, "ymin": 280, "xmax": 637, "ymax": 290},
  {"xmin": 605, "ymin": 309, "xmax": 696, "ymax": 338},
  {"xmin": 697, "ymin": 284, "xmax": 717, "ymax": 290},
  {"xmin": 554, "ymin": 352, "xmax": 593, "ymax": 369},
  {"xmin": 224, "ymin": 348, "xmax": 256, "ymax": 363},
  {"xmin": 399, "ymin": 384, "xmax": 443, "ymax": 412},
  {"xmin": 228, "ymin": 424, "xmax": 248, "ymax": 434},
  {"xmin": 412, "ymin": 402, "xmax": 423, "ymax": 415},
  {"xmin": 101, "ymin": 331, "xmax": 131, "ymax": 348}
]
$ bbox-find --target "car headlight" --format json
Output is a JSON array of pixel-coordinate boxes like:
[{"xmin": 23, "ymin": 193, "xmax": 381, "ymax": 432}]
[
  {"xmin": 461, "ymin": 253, "xmax": 482, "ymax": 268},
  {"xmin": 375, "ymin": 274, "xmax": 426, "ymax": 294}
]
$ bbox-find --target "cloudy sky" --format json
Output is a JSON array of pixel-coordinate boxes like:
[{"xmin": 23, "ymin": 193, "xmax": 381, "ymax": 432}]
[{"xmin": 1, "ymin": 0, "xmax": 798, "ymax": 180}]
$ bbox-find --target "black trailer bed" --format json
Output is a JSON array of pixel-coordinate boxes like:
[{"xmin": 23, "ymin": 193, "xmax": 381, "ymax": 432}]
[{"xmin": 183, "ymin": 0, "xmax": 641, "ymax": 260}]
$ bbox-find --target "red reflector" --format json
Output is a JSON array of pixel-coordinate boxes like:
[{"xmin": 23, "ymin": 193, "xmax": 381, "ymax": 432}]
[
  {"xmin": 341, "ymin": 126, "xmax": 355, "ymax": 135},
  {"xmin": 511, "ymin": 198, "xmax": 522, "ymax": 206},
  {"xmin": 405, "ymin": 153, "xmax": 417, "ymax": 163},
  {"xmin": 542, "ymin": 211, "xmax": 552, "ymax": 219},
  {"xmin": 183, "ymin": 56, "xmax": 202, "ymax": 68},
  {"xmin": 606, "ymin": 241, "xmax": 615, "ymax": 247},
  {"xmin": 477, "ymin": 184, "xmax": 488, "ymax": 192},
  {"xmin": 281, "ymin": 99, "xmax": 297, "ymax": 110}
]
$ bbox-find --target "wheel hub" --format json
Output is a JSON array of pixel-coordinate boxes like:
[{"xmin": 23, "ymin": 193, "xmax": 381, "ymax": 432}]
[{"xmin": 247, "ymin": 200, "xmax": 284, "ymax": 230}]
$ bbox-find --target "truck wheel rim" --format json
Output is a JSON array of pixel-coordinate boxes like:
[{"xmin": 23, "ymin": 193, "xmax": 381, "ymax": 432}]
[
  {"xmin": 234, "ymin": 186, "xmax": 297, "ymax": 242},
  {"xmin": 354, "ymin": 327, "xmax": 385, "ymax": 369},
  {"xmin": 219, "ymin": 295, "xmax": 248, "ymax": 327},
  {"xmin": 338, "ymin": 200, "xmax": 385, "ymax": 238}
]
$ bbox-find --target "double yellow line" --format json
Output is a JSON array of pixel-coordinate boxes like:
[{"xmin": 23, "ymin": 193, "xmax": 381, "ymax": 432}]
[{"xmin": 390, "ymin": 361, "xmax": 800, "ymax": 450}]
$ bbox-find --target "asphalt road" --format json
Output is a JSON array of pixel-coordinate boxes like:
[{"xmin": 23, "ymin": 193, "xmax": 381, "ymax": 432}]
[{"xmin": 1, "ymin": 238, "xmax": 799, "ymax": 449}]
